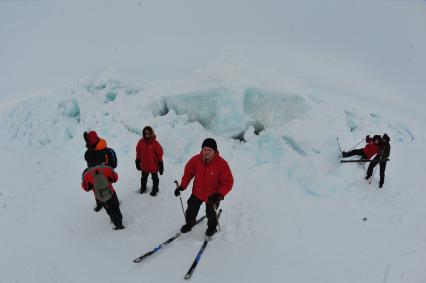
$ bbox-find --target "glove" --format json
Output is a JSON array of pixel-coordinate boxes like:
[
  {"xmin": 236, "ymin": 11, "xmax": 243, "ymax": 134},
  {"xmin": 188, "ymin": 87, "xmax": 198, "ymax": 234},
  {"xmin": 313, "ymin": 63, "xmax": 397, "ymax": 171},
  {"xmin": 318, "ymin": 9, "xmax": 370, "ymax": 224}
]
[
  {"xmin": 365, "ymin": 135, "xmax": 371, "ymax": 143},
  {"xmin": 174, "ymin": 186, "xmax": 184, "ymax": 197},
  {"xmin": 108, "ymin": 177, "xmax": 114, "ymax": 183},
  {"xmin": 83, "ymin": 132, "xmax": 89, "ymax": 148},
  {"xmin": 135, "ymin": 160, "xmax": 141, "ymax": 171},
  {"xmin": 208, "ymin": 193, "xmax": 223, "ymax": 207},
  {"xmin": 158, "ymin": 161, "xmax": 164, "ymax": 175}
]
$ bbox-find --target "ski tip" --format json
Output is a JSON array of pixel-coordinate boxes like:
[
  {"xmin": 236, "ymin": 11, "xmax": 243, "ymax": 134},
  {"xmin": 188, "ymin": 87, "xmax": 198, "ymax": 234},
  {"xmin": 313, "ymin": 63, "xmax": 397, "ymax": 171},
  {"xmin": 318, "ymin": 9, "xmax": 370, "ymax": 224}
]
[{"xmin": 133, "ymin": 259, "xmax": 141, "ymax": 263}]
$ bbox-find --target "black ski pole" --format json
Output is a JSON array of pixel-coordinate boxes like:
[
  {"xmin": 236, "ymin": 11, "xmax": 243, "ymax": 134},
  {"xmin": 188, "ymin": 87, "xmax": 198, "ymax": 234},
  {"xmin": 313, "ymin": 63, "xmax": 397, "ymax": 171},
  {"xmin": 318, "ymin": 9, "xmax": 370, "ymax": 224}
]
[
  {"xmin": 213, "ymin": 204, "xmax": 221, "ymax": 232},
  {"xmin": 174, "ymin": 180, "xmax": 186, "ymax": 219}
]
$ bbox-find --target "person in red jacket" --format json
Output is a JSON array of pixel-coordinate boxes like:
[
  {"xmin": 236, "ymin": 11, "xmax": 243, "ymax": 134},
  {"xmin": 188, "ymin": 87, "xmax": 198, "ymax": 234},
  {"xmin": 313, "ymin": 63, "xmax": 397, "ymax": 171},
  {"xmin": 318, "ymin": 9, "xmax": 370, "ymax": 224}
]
[
  {"xmin": 81, "ymin": 150, "xmax": 124, "ymax": 230},
  {"xmin": 135, "ymin": 126, "xmax": 164, "ymax": 196},
  {"xmin": 341, "ymin": 135, "xmax": 381, "ymax": 160},
  {"xmin": 174, "ymin": 138, "xmax": 234, "ymax": 237},
  {"xmin": 84, "ymin": 131, "xmax": 117, "ymax": 212}
]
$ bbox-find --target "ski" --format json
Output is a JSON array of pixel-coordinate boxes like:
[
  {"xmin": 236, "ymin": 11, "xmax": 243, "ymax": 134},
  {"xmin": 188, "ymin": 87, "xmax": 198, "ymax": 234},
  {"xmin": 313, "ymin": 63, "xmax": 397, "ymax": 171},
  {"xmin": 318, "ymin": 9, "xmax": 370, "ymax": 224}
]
[
  {"xmin": 133, "ymin": 215, "xmax": 207, "ymax": 263},
  {"xmin": 184, "ymin": 209, "xmax": 222, "ymax": 280},
  {"xmin": 340, "ymin": 159, "xmax": 389, "ymax": 163}
]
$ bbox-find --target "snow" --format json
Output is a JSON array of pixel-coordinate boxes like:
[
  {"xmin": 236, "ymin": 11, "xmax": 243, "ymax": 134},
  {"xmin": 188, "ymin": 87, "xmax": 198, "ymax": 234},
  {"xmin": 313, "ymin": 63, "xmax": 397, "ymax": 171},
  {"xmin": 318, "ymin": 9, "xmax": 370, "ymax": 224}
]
[{"xmin": 1, "ymin": 1, "xmax": 426, "ymax": 282}]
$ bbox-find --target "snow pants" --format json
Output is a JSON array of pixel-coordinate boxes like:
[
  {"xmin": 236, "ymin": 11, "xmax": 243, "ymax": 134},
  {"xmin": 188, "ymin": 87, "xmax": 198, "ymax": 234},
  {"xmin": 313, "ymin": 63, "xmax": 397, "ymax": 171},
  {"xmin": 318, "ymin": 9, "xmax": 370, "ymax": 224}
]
[{"xmin": 185, "ymin": 194, "xmax": 219, "ymax": 230}]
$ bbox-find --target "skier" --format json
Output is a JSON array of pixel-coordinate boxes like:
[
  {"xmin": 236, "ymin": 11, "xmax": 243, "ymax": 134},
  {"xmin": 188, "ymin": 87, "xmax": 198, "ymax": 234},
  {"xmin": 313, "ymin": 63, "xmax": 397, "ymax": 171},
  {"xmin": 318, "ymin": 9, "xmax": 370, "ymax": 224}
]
[
  {"xmin": 341, "ymin": 135, "xmax": 382, "ymax": 160},
  {"xmin": 135, "ymin": 126, "xmax": 164, "ymax": 196},
  {"xmin": 84, "ymin": 131, "xmax": 118, "ymax": 211},
  {"xmin": 81, "ymin": 150, "xmax": 124, "ymax": 230},
  {"xmin": 365, "ymin": 133, "xmax": 391, "ymax": 188},
  {"xmin": 174, "ymin": 138, "xmax": 234, "ymax": 237}
]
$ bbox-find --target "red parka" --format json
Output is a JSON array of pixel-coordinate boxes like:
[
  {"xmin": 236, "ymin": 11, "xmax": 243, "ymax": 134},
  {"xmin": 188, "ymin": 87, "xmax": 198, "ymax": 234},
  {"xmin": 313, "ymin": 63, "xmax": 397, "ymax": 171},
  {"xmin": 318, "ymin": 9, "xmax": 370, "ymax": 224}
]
[
  {"xmin": 180, "ymin": 152, "xmax": 234, "ymax": 203},
  {"xmin": 136, "ymin": 136, "xmax": 163, "ymax": 173},
  {"xmin": 363, "ymin": 142, "xmax": 379, "ymax": 159},
  {"xmin": 81, "ymin": 166, "xmax": 118, "ymax": 196}
]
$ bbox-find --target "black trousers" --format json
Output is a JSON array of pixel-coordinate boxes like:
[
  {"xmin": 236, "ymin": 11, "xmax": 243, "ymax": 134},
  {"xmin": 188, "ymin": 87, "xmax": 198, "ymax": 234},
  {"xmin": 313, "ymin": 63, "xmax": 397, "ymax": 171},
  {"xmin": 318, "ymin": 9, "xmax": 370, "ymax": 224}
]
[
  {"xmin": 343, "ymin": 148, "xmax": 367, "ymax": 159},
  {"xmin": 141, "ymin": 171, "xmax": 159, "ymax": 191},
  {"xmin": 366, "ymin": 160, "xmax": 387, "ymax": 186},
  {"xmin": 102, "ymin": 192, "xmax": 123, "ymax": 227},
  {"xmin": 185, "ymin": 194, "xmax": 219, "ymax": 230}
]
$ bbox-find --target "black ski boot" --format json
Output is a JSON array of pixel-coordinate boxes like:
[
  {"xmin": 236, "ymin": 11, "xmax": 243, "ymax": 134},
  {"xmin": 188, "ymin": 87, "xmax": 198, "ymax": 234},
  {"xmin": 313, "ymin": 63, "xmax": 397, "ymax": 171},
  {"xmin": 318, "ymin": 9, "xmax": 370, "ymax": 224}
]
[
  {"xmin": 180, "ymin": 224, "xmax": 192, "ymax": 233},
  {"xmin": 205, "ymin": 227, "xmax": 217, "ymax": 237}
]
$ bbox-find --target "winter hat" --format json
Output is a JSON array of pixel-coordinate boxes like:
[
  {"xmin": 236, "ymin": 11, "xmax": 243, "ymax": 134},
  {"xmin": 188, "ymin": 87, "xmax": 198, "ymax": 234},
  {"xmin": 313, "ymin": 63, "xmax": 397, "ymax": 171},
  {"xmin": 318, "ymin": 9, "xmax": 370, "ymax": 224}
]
[
  {"xmin": 85, "ymin": 149, "xmax": 100, "ymax": 167},
  {"xmin": 373, "ymin": 135, "xmax": 381, "ymax": 141},
  {"xmin": 87, "ymin": 131, "xmax": 100, "ymax": 147},
  {"xmin": 201, "ymin": 138, "xmax": 217, "ymax": 152},
  {"xmin": 382, "ymin": 133, "xmax": 390, "ymax": 142}
]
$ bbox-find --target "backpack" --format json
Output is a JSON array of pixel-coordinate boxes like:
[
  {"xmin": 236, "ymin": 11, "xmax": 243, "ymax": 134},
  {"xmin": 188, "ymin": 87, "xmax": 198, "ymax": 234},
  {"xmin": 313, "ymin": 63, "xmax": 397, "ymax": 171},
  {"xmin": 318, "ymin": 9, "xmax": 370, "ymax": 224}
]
[
  {"xmin": 91, "ymin": 166, "xmax": 113, "ymax": 202},
  {"xmin": 105, "ymin": 148, "xmax": 118, "ymax": 169}
]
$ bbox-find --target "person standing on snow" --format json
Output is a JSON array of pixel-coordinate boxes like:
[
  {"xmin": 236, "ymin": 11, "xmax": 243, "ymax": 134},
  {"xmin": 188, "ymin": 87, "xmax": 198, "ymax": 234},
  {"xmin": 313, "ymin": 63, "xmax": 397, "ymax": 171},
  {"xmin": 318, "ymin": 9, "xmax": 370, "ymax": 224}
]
[
  {"xmin": 174, "ymin": 138, "xmax": 234, "ymax": 237},
  {"xmin": 365, "ymin": 133, "xmax": 391, "ymax": 188},
  {"xmin": 341, "ymin": 135, "xmax": 382, "ymax": 160},
  {"xmin": 135, "ymin": 126, "xmax": 164, "ymax": 196},
  {"xmin": 83, "ymin": 131, "xmax": 118, "ymax": 211},
  {"xmin": 81, "ymin": 150, "xmax": 124, "ymax": 230}
]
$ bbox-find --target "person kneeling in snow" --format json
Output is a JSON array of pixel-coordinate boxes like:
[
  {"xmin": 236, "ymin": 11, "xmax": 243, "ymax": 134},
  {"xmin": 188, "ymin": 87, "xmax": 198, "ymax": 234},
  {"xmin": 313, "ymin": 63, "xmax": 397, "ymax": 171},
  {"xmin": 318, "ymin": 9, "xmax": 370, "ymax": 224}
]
[
  {"xmin": 365, "ymin": 133, "xmax": 391, "ymax": 188},
  {"xmin": 81, "ymin": 150, "xmax": 124, "ymax": 230},
  {"xmin": 175, "ymin": 138, "xmax": 234, "ymax": 237},
  {"xmin": 341, "ymin": 135, "xmax": 382, "ymax": 160}
]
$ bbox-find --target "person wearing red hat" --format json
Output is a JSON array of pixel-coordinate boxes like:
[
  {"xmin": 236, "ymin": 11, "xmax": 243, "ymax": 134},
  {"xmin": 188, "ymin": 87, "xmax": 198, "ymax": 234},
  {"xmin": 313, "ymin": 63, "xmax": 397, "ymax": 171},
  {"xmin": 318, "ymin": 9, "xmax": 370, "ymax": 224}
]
[
  {"xmin": 83, "ymin": 131, "xmax": 118, "ymax": 211},
  {"xmin": 135, "ymin": 126, "xmax": 164, "ymax": 196},
  {"xmin": 175, "ymin": 138, "xmax": 234, "ymax": 237},
  {"xmin": 81, "ymin": 150, "xmax": 124, "ymax": 230}
]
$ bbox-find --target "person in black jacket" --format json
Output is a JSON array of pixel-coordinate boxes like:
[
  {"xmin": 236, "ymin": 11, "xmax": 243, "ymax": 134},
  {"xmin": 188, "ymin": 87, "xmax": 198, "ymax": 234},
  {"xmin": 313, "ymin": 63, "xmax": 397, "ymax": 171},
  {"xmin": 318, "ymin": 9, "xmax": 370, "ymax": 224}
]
[{"xmin": 365, "ymin": 133, "xmax": 391, "ymax": 188}]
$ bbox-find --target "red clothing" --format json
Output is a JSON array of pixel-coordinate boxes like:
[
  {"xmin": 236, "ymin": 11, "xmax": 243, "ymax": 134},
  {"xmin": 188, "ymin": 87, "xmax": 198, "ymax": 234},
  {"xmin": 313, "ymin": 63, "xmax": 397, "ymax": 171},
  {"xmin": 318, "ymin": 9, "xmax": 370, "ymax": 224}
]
[
  {"xmin": 180, "ymin": 152, "xmax": 234, "ymax": 203},
  {"xmin": 81, "ymin": 165, "xmax": 118, "ymax": 195},
  {"xmin": 363, "ymin": 142, "xmax": 379, "ymax": 159},
  {"xmin": 136, "ymin": 137, "xmax": 163, "ymax": 173}
]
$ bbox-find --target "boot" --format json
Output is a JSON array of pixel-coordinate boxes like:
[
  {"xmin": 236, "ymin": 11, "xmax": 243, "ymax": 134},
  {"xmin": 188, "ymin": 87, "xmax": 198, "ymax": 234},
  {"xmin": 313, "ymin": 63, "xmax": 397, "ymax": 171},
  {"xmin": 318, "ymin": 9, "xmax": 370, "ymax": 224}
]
[
  {"xmin": 150, "ymin": 189, "xmax": 158, "ymax": 196},
  {"xmin": 94, "ymin": 201, "xmax": 103, "ymax": 212},
  {"xmin": 180, "ymin": 223, "xmax": 192, "ymax": 233},
  {"xmin": 205, "ymin": 227, "xmax": 217, "ymax": 237}
]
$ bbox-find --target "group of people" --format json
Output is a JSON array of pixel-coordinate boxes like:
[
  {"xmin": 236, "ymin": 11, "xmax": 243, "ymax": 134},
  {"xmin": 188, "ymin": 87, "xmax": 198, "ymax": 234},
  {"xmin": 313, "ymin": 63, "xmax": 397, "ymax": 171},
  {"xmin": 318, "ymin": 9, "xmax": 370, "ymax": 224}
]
[
  {"xmin": 80, "ymin": 127, "xmax": 390, "ymax": 233},
  {"xmin": 341, "ymin": 133, "xmax": 391, "ymax": 188},
  {"xmin": 81, "ymin": 127, "xmax": 234, "ymax": 237}
]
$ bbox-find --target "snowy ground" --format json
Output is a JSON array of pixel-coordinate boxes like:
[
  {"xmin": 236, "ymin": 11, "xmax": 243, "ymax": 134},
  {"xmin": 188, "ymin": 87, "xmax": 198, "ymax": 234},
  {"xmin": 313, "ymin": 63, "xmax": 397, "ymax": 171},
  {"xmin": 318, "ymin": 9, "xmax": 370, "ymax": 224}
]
[
  {"xmin": 1, "ymin": 1, "xmax": 426, "ymax": 283},
  {"xmin": 0, "ymin": 68, "xmax": 425, "ymax": 282}
]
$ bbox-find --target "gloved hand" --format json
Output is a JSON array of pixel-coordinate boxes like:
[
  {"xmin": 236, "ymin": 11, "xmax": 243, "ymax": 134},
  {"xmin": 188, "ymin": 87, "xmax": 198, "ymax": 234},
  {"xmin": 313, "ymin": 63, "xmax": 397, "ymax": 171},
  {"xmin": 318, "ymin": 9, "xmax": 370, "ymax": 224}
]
[
  {"xmin": 158, "ymin": 161, "xmax": 164, "ymax": 175},
  {"xmin": 208, "ymin": 193, "xmax": 223, "ymax": 207},
  {"xmin": 174, "ymin": 186, "xmax": 184, "ymax": 197},
  {"xmin": 108, "ymin": 177, "xmax": 114, "ymax": 183},
  {"xmin": 135, "ymin": 160, "xmax": 141, "ymax": 171},
  {"xmin": 365, "ymin": 135, "xmax": 371, "ymax": 143},
  {"xmin": 83, "ymin": 132, "xmax": 89, "ymax": 148}
]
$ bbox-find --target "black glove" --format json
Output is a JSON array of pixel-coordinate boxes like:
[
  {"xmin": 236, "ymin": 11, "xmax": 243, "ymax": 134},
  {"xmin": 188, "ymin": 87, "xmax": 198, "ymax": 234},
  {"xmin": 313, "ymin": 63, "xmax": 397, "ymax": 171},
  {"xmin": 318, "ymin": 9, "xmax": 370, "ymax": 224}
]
[
  {"xmin": 135, "ymin": 160, "xmax": 141, "ymax": 171},
  {"xmin": 108, "ymin": 177, "xmax": 114, "ymax": 183},
  {"xmin": 83, "ymin": 132, "xmax": 89, "ymax": 148},
  {"xmin": 208, "ymin": 193, "xmax": 223, "ymax": 207},
  {"xmin": 158, "ymin": 161, "xmax": 164, "ymax": 175},
  {"xmin": 88, "ymin": 183, "xmax": 94, "ymax": 191},
  {"xmin": 365, "ymin": 135, "xmax": 371, "ymax": 143},
  {"xmin": 174, "ymin": 186, "xmax": 184, "ymax": 197}
]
